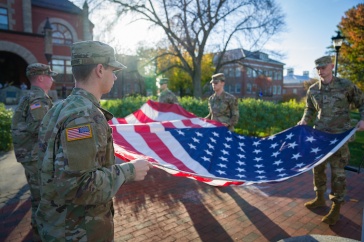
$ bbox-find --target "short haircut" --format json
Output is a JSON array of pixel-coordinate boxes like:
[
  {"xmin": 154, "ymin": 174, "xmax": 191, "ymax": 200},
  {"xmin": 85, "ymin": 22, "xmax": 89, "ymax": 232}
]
[{"xmin": 72, "ymin": 64, "xmax": 98, "ymax": 82}]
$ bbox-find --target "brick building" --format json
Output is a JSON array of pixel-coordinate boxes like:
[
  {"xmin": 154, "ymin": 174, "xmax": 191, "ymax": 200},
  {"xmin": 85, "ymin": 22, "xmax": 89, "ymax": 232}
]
[
  {"xmin": 211, "ymin": 48, "xmax": 285, "ymax": 101},
  {"xmin": 0, "ymin": 0, "xmax": 93, "ymax": 99},
  {"xmin": 282, "ymin": 68, "xmax": 310, "ymax": 101}
]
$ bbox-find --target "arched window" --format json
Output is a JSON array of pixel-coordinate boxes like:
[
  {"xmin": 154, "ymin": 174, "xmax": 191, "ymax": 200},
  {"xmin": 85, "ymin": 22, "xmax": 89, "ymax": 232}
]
[{"xmin": 51, "ymin": 23, "xmax": 73, "ymax": 45}]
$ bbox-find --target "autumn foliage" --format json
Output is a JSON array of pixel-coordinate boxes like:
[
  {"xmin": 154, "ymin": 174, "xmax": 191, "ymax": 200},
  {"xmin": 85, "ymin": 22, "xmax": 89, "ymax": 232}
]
[{"xmin": 338, "ymin": 4, "xmax": 364, "ymax": 89}]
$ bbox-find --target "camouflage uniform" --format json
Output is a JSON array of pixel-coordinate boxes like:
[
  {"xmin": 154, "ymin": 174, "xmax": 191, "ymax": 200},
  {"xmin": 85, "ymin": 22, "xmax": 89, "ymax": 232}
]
[
  {"xmin": 36, "ymin": 88, "xmax": 136, "ymax": 241},
  {"xmin": 36, "ymin": 41, "xmax": 133, "ymax": 241},
  {"xmin": 11, "ymin": 63, "xmax": 56, "ymax": 241},
  {"xmin": 302, "ymin": 77, "xmax": 364, "ymax": 203},
  {"xmin": 158, "ymin": 78, "xmax": 179, "ymax": 104},
  {"xmin": 205, "ymin": 91, "xmax": 239, "ymax": 131},
  {"xmin": 158, "ymin": 88, "xmax": 179, "ymax": 104}
]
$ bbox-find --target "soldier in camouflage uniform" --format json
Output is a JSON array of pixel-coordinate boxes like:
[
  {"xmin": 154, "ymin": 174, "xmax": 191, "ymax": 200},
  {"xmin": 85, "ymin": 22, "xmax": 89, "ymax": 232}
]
[
  {"xmin": 158, "ymin": 78, "xmax": 179, "ymax": 104},
  {"xmin": 11, "ymin": 63, "xmax": 57, "ymax": 241},
  {"xmin": 36, "ymin": 41, "xmax": 153, "ymax": 241},
  {"xmin": 298, "ymin": 56, "xmax": 364, "ymax": 225},
  {"xmin": 205, "ymin": 73, "xmax": 239, "ymax": 131}
]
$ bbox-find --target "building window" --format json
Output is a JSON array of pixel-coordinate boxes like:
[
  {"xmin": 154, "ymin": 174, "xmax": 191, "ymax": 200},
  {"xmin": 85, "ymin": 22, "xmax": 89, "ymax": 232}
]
[
  {"xmin": 235, "ymin": 67, "xmax": 241, "ymax": 77},
  {"xmin": 235, "ymin": 83, "xmax": 241, "ymax": 93},
  {"xmin": 247, "ymin": 68, "xmax": 252, "ymax": 77},
  {"xmin": 293, "ymin": 88, "xmax": 297, "ymax": 94},
  {"xmin": 223, "ymin": 69, "xmax": 229, "ymax": 77},
  {"xmin": 277, "ymin": 85, "xmax": 282, "ymax": 95},
  {"xmin": 246, "ymin": 83, "xmax": 252, "ymax": 93},
  {"xmin": 273, "ymin": 85, "xmax": 277, "ymax": 95},
  {"xmin": 134, "ymin": 82, "xmax": 140, "ymax": 93},
  {"xmin": 252, "ymin": 69, "xmax": 257, "ymax": 78},
  {"xmin": 229, "ymin": 68, "xmax": 234, "ymax": 77},
  {"xmin": 51, "ymin": 23, "xmax": 73, "ymax": 45},
  {"xmin": 51, "ymin": 59, "xmax": 73, "ymax": 83},
  {"xmin": 268, "ymin": 70, "xmax": 273, "ymax": 78},
  {"xmin": 0, "ymin": 8, "xmax": 8, "ymax": 30}
]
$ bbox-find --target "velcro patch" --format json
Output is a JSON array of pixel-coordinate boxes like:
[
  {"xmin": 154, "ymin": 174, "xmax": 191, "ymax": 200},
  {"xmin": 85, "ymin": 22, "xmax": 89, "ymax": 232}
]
[
  {"xmin": 66, "ymin": 124, "xmax": 93, "ymax": 141},
  {"xmin": 30, "ymin": 103, "xmax": 41, "ymax": 110}
]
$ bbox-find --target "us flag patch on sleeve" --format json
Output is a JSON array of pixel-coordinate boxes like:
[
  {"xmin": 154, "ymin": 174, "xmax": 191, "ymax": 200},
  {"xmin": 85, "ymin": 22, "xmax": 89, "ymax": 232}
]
[
  {"xmin": 66, "ymin": 124, "xmax": 93, "ymax": 141},
  {"xmin": 30, "ymin": 103, "xmax": 41, "ymax": 110}
]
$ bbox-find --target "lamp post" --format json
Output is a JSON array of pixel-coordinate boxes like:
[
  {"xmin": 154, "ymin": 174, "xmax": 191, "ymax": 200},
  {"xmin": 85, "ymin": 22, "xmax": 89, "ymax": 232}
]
[
  {"xmin": 43, "ymin": 18, "xmax": 53, "ymax": 63},
  {"xmin": 331, "ymin": 31, "xmax": 345, "ymax": 77}
]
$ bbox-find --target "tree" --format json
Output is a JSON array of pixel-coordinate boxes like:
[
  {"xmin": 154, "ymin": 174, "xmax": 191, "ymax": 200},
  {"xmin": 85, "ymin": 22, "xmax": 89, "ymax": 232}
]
[
  {"xmin": 303, "ymin": 78, "xmax": 319, "ymax": 91},
  {"xmin": 84, "ymin": 0, "xmax": 285, "ymax": 98},
  {"xmin": 337, "ymin": 4, "xmax": 364, "ymax": 89}
]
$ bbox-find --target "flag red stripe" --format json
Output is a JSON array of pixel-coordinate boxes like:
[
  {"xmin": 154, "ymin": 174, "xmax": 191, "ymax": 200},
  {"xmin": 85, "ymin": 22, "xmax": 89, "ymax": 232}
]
[
  {"xmin": 146, "ymin": 100, "xmax": 196, "ymax": 118},
  {"xmin": 139, "ymin": 132, "xmax": 195, "ymax": 173}
]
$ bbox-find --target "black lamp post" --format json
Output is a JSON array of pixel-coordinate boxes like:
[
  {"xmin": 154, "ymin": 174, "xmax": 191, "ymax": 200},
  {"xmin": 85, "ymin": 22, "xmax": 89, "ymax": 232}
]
[
  {"xmin": 43, "ymin": 18, "xmax": 53, "ymax": 63},
  {"xmin": 331, "ymin": 31, "xmax": 345, "ymax": 77}
]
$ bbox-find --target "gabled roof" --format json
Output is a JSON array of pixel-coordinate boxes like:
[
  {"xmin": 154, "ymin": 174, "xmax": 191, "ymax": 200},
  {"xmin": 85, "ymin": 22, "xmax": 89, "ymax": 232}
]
[
  {"xmin": 284, "ymin": 73, "xmax": 310, "ymax": 84},
  {"xmin": 32, "ymin": 0, "xmax": 82, "ymax": 14},
  {"xmin": 215, "ymin": 48, "xmax": 285, "ymax": 66}
]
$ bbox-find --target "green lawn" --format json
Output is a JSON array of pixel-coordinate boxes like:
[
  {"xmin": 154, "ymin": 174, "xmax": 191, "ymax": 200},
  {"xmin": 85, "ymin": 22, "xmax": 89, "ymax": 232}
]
[{"xmin": 348, "ymin": 111, "xmax": 364, "ymax": 170}]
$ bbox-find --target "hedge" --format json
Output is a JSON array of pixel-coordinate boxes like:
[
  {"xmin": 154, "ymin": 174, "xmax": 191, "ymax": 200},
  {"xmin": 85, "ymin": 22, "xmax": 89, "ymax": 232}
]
[{"xmin": 0, "ymin": 103, "xmax": 13, "ymax": 151}]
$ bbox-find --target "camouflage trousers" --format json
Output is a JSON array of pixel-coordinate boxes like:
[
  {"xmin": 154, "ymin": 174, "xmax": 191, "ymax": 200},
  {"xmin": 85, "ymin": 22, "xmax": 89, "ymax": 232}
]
[
  {"xmin": 312, "ymin": 143, "xmax": 350, "ymax": 203},
  {"xmin": 22, "ymin": 160, "xmax": 41, "ymax": 241}
]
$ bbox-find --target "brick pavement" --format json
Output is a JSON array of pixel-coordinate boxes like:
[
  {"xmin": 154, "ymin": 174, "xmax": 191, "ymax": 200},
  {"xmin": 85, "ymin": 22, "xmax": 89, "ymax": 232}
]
[{"xmin": 0, "ymin": 163, "xmax": 363, "ymax": 241}]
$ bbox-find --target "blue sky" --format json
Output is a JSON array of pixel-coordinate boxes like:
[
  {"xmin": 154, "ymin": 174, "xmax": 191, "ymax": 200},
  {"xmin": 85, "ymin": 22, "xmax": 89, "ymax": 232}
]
[{"xmin": 272, "ymin": 0, "xmax": 362, "ymax": 77}]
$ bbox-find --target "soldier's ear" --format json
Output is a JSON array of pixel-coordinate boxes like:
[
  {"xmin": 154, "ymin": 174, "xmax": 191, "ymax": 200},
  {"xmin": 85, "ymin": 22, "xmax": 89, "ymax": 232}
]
[{"xmin": 95, "ymin": 64, "xmax": 104, "ymax": 78}]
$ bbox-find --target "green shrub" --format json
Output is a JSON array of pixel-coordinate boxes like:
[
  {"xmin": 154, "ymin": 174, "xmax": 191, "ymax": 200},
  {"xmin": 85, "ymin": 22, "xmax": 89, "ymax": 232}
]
[
  {"xmin": 101, "ymin": 96, "xmax": 305, "ymax": 137},
  {"xmin": 0, "ymin": 103, "xmax": 13, "ymax": 151}
]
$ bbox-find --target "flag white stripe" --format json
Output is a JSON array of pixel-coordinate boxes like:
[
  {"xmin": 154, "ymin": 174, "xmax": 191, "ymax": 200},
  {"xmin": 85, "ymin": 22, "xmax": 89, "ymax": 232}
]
[{"xmin": 155, "ymin": 132, "xmax": 213, "ymax": 176}]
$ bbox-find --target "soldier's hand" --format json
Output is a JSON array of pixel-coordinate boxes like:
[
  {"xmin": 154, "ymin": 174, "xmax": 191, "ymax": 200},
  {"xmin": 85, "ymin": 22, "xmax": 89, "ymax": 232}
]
[
  {"xmin": 356, "ymin": 120, "xmax": 364, "ymax": 131},
  {"xmin": 130, "ymin": 159, "xmax": 153, "ymax": 181},
  {"xmin": 297, "ymin": 120, "xmax": 307, "ymax": 125}
]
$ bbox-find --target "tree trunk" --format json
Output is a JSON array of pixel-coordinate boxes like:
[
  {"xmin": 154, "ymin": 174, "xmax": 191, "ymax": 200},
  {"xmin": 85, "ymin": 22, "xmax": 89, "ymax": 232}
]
[{"xmin": 192, "ymin": 65, "xmax": 202, "ymax": 98}]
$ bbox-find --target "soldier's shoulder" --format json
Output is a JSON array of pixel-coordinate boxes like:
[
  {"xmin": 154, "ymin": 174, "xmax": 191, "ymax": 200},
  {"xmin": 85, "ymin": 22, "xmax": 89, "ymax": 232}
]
[
  {"xmin": 336, "ymin": 77, "xmax": 353, "ymax": 87},
  {"xmin": 308, "ymin": 81, "xmax": 320, "ymax": 91},
  {"xmin": 224, "ymin": 91, "xmax": 236, "ymax": 99},
  {"xmin": 167, "ymin": 89, "xmax": 175, "ymax": 94}
]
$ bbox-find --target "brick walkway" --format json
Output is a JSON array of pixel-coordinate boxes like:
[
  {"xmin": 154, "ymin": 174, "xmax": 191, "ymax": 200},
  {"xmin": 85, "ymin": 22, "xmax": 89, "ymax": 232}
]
[{"xmin": 0, "ymin": 166, "xmax": 363, "ymax": 241}]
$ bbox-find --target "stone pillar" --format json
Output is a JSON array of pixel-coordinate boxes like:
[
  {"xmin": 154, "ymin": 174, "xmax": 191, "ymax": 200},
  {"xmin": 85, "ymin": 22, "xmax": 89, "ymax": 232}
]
[{"xmin": 22, "ymin": 0, "xmax": 32, "ymax": 33}]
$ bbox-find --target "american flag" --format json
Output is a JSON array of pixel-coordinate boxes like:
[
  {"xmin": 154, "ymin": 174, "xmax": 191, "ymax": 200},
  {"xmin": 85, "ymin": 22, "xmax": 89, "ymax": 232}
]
[
  {"xmin": 30, "ymin": 103, "xmax": 41, "ymax": 110},
  {"xmin": 109, "ymin": 100, "xmax": 356, "ymax": 186},
  {"xmin": 66, "ymin": 125, "xmax": 92, "ymax": 141}
]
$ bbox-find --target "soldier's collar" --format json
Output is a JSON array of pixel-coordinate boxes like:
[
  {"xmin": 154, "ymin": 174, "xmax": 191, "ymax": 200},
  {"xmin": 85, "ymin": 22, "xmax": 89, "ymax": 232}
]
[{"xmin": 319, "ymin": 77, "xmax": 336, "ymax": 90}]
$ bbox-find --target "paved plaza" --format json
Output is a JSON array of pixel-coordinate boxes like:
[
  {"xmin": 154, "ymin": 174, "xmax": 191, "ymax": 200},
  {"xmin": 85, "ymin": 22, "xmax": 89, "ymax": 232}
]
[{"xmin": 0, "ymin": 149, "xmax": 363, "ymax": 242}]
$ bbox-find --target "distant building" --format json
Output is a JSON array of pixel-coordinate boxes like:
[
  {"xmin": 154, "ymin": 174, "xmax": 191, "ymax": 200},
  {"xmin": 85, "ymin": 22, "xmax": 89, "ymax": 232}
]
[
  {"xmin": 103, "ymin": 54, "xmax": 148, "ymax": 99},
  {"xmin": 282, "ymin": 68, "xmax": 310, "ymax": 100},
  {"xmin": 211, "ymin": 48, "xmax": 285, "ymax": 101},
  {"xmin": 0, "ymin": 0, "xmax": 93, "ymax": 100}
]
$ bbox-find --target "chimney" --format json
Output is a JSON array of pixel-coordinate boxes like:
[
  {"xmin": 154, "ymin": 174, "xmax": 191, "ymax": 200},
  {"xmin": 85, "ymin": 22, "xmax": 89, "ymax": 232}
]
[{"xmin": 287, "ymin": 68, "xmax": 294, "ymax": 76}]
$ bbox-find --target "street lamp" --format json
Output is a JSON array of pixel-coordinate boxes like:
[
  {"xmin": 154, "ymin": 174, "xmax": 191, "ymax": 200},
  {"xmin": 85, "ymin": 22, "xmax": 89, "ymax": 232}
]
[
  {"xmin": 331, "ymin": 31, "xmax": 345, "ymax": 77},
  {"xmin": 43, "ymin": 18, "xmax": 53, "ymax": 63}
]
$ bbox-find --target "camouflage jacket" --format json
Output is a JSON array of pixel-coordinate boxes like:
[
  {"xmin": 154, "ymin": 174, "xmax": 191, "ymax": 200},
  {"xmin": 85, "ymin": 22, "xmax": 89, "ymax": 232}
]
[
  {"xmin": 302, "ymin": 77, "xmax": 364, "ymax": 133},
  {"xmin": 36, "ymin": 88, "xmax": 135, "ymax": 241},
  {"xmin": 11, "ymin": 86, "xmax": 52, "ymax": 163},
  {"xmin": 205, "ymin": 91, "xmax": 239, "ymax": 130},
  {"xmin": 158, "ymin": 88, "xmax": 179, "ymax": 104}
]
